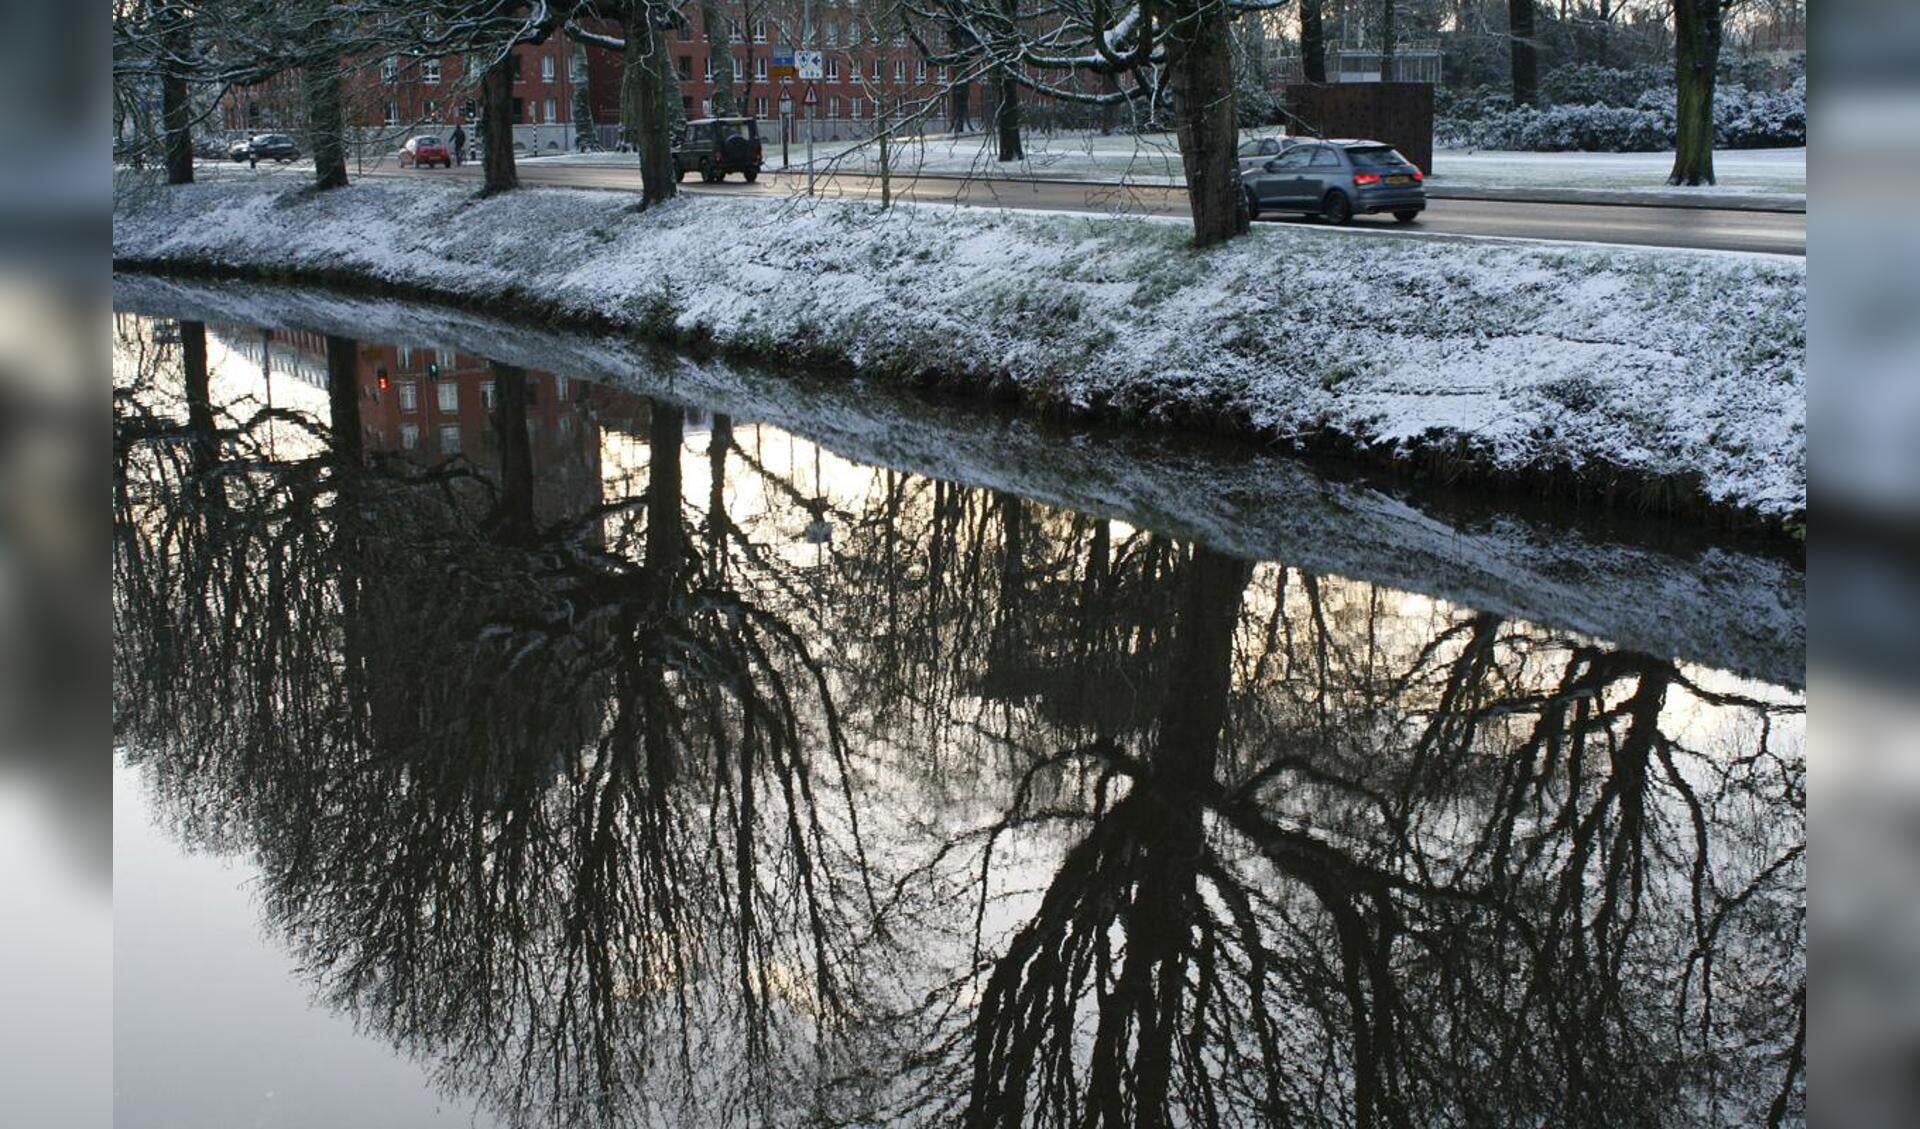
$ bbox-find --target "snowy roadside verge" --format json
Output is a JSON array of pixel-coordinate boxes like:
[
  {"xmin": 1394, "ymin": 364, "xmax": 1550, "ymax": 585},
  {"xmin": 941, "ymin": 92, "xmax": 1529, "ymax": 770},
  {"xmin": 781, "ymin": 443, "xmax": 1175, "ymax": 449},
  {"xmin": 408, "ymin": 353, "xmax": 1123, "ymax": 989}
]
[{"xmin": 112, "ymin": 179, "xmax": 1806, "ymax": 523}]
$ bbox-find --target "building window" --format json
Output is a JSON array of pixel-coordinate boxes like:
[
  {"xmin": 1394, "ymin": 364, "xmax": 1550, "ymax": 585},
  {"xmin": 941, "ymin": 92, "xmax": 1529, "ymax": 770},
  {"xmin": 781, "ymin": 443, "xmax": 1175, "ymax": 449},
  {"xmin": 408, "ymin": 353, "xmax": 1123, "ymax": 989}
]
[
  {"xmin": 435, "ymin": 347, "xmax": 454, "ymax": 370},
  {"xmin": 544, "ymin": 97, "xmax": 557, "ymax": 123},
  {"xmin": 732, "ymin": 55, "xmax": 744, "ymax": 81},
  {"xmin": 677, "ymin": 22, "xmax": 692, "ymax": 42},
  {"xmin": 512, "ymin": 97, "xmax": 525, "ymax": 121},
  {"xmin": 755, "ymin": 95, "xmax": 768, "ymax": 118},
  {"xmin": 916, "ymin": 60, "xmax": 927, "ymax": 82},
  {"xmin": 752, "ymin": 19, "xmax": 768, "ymax": 44},
  {"xmin": 553, "ymin": 375, "xmax": 568, "ymax": 400},
  {"xmin": 851, "ymin": 63, "xmax": 863, "ymax": 85},
  {"xmin": 510, "ymin": 54, "xmax": 523, "ymax": 82},
  {"xmin": 682, "ymin": 95, "xmax": 694, "ymax": 114},
  {"xmin": 383, "ymin": 101, "xmax": 399, "ymax": 126},
  {"xmin": 850, "ymin": 97, "xmax": 861, "ymax": 119},
  {"xmin": 824, "ymin": 20, "xmax": 838, "ymax": 47},
  {"xmin": 439, "ymin": 425, "xmax": 462, "ymax": 454},
  {"xmin": 754, "ymin": 56, "xmax": 768, "ymax": 81},
  {"xmin": 541, "ymin": 55, "xmax": 555, "ymax": 83},
  {"xmin": 728, "ymin": 20, "xmax": 743, "ymax": 43},
  {"xmin": 424, "ymin": 99, "xmax": 437, "ymax": 118},
  {"xmin": 825, "ymin": 57, "xmax": 839, "ymax": 81},
  {"xmin": 677, "ymin": 56, "xmax": 692, "ymax": 81},
  {"xmin": 894, "ymin": 59, "xmax": 905, "ymax": 82},
  {"xmin": 436, "ymin": 381, "xmax": 459, "ymax": 413},
  {"xmin": 893, "ymin": 33, "xmax": 906, "ymax": 48},
  {"xmin": 397, "ymin": 381, "xmax": 419, "ymax": 413},
  {"xmin": 400, "ymin": 423, "xmax": 420, "ymax": 449},
  {"xmin": 381, "ymin": 56, "xmax": 398, "ymax": 83},
  {"xmin": 397, "ymin": 346, "xmax": 416, "ymax": 370},
  {"xmin": 869, "ymin": 58, "xmax": 881, "ymax": 81},
  {"xmin": 423, "ymin": 59, "xmax": 441, "ymax": 84},
  {"xmin": 827, "ymin": 95, "xmax": 840, "ymax": 118},
  {"xmin": 480, "ymin": 380, "xmax": 497, "ymax": 408},
  {"xmin": 571, "ymin": 48, "xmax": 588, "ymax": 82},
  {"xmin": 703, "ymin": 55, "xmax": 714, "ymax": 82}
]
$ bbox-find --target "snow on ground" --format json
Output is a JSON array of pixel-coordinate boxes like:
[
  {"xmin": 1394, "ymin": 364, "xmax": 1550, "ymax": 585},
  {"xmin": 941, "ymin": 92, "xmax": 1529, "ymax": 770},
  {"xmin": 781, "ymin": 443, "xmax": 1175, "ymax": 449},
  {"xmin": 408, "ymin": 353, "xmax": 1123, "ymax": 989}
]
[
  {"xmin": 537, "ymin": 132, "xmax": 1807, "ymax": 199},
  {"xmin": 112, "ymin": 272, "xmax": 1807, "ymax": 688},
  {"xmin": 112, "ymin": 178, "xmax": 1806, "ymax": 519}
]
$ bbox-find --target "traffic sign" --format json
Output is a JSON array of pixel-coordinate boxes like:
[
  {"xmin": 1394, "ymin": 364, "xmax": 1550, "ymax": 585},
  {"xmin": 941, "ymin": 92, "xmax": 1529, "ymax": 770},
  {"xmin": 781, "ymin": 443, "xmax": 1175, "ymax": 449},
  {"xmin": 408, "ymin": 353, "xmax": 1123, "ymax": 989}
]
[
  {"xmin": 802, "ymin": 83, "xmax": 819, "ymax": 107},
  {"xmin": 778, "ymin": 93, "xmax": 794, "ymax": 115},
  {"xmin": 795, "ymin": 50, "xmax": 823, "ymax": 80},
  {"xmin": 771, "ymin": 50, "xmax": 796, "ymax": 82}
]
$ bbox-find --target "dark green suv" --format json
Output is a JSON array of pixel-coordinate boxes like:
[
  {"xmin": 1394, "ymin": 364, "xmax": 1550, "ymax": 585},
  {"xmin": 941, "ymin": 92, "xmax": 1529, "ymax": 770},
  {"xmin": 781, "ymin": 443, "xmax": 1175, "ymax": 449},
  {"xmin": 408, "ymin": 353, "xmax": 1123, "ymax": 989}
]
[{"xmin": 672, "ymin": 117, "xmax": 764, "ymax": 183}]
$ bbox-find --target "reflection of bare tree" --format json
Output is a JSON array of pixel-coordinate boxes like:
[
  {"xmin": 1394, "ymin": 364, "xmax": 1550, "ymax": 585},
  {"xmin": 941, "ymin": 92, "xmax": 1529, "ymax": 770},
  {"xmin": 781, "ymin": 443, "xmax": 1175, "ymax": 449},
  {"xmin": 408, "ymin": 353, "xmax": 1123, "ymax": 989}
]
[{"xmin": 114, "ymin": 321, "xmax": 1804, "ymax": 1128}]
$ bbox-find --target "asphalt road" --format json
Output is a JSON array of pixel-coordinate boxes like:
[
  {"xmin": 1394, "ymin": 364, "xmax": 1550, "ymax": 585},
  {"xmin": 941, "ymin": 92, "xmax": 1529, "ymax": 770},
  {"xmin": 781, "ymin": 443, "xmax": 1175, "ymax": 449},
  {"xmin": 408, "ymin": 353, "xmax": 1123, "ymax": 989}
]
[{"xmin": 364, "ymin": 161, "xmax": 1807, "ymax": 256}]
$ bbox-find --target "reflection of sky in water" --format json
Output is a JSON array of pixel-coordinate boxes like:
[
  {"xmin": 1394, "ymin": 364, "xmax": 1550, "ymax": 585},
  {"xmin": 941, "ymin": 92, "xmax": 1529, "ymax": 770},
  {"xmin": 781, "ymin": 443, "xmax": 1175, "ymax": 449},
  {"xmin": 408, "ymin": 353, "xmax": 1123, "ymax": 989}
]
[{"xmin": 112, "ymin": 312, "xmax": 1805, "ymax": 1128}]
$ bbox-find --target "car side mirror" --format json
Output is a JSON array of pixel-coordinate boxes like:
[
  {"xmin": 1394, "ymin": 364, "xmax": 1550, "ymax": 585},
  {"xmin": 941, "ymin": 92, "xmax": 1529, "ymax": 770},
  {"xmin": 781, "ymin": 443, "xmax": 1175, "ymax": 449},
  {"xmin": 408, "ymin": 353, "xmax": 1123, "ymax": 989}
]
[{"xmin": 1264, "ymin": 159, "xmax": 1284, "ymax": 173}]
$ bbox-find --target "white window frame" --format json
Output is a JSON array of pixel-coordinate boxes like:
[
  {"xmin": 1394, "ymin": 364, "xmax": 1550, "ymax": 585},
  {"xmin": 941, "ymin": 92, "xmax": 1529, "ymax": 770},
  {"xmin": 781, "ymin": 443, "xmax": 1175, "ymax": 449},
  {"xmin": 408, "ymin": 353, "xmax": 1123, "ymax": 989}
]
[
  {"xmin": 544, "ymin": 96, "xmax": 558, "ymax": 123},
  {"xmin": 400, "ymin": 423, "xmax": 420, "ymax": 449},
  {"xmin": 439, "ymin": 425, "xmax": 462, "ymax": 454},
  {"xmin": 828, "ymin": 95, "xmax": 840, "ymax": 118},
  {"xmin": 422, "ymin": 59, "xmax": 441, "ymax": 84},
  {"xmin": 480, "ymin": 380, "xmax": 497, "ymax": 408},
  {"xmin": 436, "ymin": 381, "xmax": 459, "ymax": 413},
  {"xmin": 824, "ymin": 20, "xmax": 838, "ymax": 47},
  {"xmin": 754, "ymin": 56, "xmax": 768, "ymax": 81},
  {"xmin": 916, "ymin": 60, "xmax": 927, "ymax": 82},
  {"xmin": 541, "ymin": 55, "xmax": 556, "ymax": 83},
  {"xmin": 397, "ymin": 380, "xmax": 419, "ymax": 413},
  {"xmin": 383, "ymin": 100, "xmax": 399, "ymax": 126},
  {"xmin": 850, "ymin": 97, "xmax": 861, "ymax": 119},
  {"xmin": 381, "ymin": 56, "xmax": 398, "ymax": 83},
  {"xmin": 732, "ymin": 55, "xmax": 744, "ymax": 81},
  {"xmin": 824, "ymin": 57, "xmax": 840, "ymax": 81},
  {"xmin": 752, "ymin": 19, "xmax": 768, "ymax": 44},
  {"xmin": 704, "ymin": 55, "xmax": 715, "ymax": 82},
  {"xmin": 894, "ymin": 59, "xmax": 905, "ymax": 82}
]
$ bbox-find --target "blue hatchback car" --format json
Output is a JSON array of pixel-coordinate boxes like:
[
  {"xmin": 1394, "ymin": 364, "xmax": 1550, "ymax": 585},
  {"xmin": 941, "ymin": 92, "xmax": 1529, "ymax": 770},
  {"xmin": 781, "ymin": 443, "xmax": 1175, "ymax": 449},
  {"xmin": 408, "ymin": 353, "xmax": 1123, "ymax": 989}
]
[{"xmin": 1240, "ymin": 139, "xmax": 1426, "ymax": 225}]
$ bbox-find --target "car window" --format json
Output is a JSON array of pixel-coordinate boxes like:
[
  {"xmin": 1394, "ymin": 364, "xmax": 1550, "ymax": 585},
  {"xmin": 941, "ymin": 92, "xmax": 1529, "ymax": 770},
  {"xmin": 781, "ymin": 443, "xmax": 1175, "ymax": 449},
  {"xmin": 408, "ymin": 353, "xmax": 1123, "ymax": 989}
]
[
  {"xmin": 1259, "ymin": 139, "xmax": 1281, "ymax": 155},
  {"xmin": 1347, "ymin": 146, "xmax": 1412, "ymax": 168},
  {"xmin": 415, "ymin": 137, "xmax": 440, "ymax": 146},
  {"xmin": 1237, "ymin": 141, "xmax": 1257, "ymax": 157},
  {"xmin": 1308, "ymin": 147, "xmax": 1340, "ymax": 168},
  {"xmin": 1269, "ymin": 148, "xmax": 1313, "ymax": 171}
]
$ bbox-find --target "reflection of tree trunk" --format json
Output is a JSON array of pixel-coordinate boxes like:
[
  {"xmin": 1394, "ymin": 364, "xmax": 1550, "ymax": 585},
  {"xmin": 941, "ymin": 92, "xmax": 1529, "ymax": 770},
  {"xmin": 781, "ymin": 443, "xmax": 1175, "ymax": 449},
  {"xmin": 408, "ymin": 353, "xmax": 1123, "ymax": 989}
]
[
  {"xmin": 646, "ymin": 401, "xmax": 685, "ymax": 598},
  {"xmin": 490, "ymin": 363, "xmax": 534, "ymax": 544},
  {"xmin": 707, "ymin": 412, "xmax": 731, "ymax": 564},
  {"xmin": 324, "ymin": 335, "xmax": 361, "ymax": 467},
  {"xmin": 182, "ymin": 321, "xmax": 214, "ymax": 473},
  {"xmin": 1509, "ymin": 0, "xmax": 1539, "ymax": 106}
]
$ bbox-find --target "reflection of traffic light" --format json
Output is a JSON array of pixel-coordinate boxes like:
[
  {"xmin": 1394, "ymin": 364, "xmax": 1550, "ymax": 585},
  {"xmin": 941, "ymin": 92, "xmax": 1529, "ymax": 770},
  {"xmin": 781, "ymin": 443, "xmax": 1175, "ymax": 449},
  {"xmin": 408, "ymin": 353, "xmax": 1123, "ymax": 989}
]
[
  {"xmin": 427, "ymin": 362, "xmax": 441, "ymax": 378},
  {"xmin": 376, "ymin": 367, "xmax": 390, "ymax": 390}
]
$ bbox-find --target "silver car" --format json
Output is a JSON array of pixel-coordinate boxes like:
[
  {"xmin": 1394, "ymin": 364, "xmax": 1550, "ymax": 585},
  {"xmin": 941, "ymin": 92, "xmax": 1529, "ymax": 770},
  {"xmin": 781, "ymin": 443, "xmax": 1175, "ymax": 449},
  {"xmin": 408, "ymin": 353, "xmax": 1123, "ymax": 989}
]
[
  {"xmin": 1235, "ymin": 135, "xmax": 1302, "ymax": 176},
  {"xmin": 1241, "ymin": 139, "xmax": 1426, "ymax": 226}
]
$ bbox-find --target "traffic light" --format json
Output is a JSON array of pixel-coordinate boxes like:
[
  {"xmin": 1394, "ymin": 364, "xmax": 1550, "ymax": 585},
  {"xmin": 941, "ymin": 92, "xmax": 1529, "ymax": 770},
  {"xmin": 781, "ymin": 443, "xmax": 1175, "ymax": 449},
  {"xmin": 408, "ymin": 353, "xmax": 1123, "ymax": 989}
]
[
  {"xmin": 376, "ymin": 367, "xmax": 390, "ymax": 390},
  {"xmin": 427, "ymin": 361, "xmax": 441, "ymax": 378}
]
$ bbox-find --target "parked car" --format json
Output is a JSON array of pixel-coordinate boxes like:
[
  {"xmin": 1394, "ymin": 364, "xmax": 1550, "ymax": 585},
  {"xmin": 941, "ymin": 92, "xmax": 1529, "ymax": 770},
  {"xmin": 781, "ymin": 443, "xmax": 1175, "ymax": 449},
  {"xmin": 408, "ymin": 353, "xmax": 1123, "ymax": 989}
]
[
  {"xmin": 192, "ymin": 136, "xmax": 226, "ymax": 160},
  {"xmin": 1235, "ymin": 135, "xmax": 1303, "ymax": 176},
  {"xmin": 399, "ymin": 135, "xmax": 454, "ymax": 169},
  {"xmin": 232, "ymin": 133, "xmax": 300, "ymax": 163},
  {"xmin": 1240, "ymin": 140, "xmax": 1425, "ymax": 225},
  {"xmin": 672, "ymin": 117, "xmax": 763, "ymax": 183}
]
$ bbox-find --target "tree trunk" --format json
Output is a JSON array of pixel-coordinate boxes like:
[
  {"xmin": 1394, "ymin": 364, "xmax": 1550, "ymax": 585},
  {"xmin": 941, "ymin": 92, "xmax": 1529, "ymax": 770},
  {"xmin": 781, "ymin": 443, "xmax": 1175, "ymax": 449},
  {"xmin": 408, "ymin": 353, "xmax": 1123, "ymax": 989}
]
[
  {"xmin": 482, "ymin": 53, "xmax": 519, "ymax": 193},
  {"xmin": 1509, "ymin": 0, "xmax": 1538, "ymax": 106},
  {"xmin": 1169, "ymin": 0, "xmax": 1247, "ymax": 247},
  {"xmin": 159, "ymin": 1, "xmax": 192, "ymax": 184},
  {"xmin": 623, "ymin": 11, "xmax": 677, "ymax": 204},
  {"xmin": 1301, "ymin": 0, "xmax": 1327, "ymax": 84},
  {"xmin": 304, "ymin": 52, "xmax": 349, "ymax": 190},
  {"xmin": 1100, "ymin": 71, "xmax": 1120, "ymax": 135},
  {"xmin": 995, "ymin": 70, "xmax": 1022, "ymax": 160},
  {"xmin": 951, "ymin": 81, "xmax": 971, "ymax": 133},
  {"xmin": 1380, "ymin": 0, "xmax": 1398, "ymax": 79},
  {"xmin": 1669, "ymin": 0, "xmax": 1721, "ymax": 185}
]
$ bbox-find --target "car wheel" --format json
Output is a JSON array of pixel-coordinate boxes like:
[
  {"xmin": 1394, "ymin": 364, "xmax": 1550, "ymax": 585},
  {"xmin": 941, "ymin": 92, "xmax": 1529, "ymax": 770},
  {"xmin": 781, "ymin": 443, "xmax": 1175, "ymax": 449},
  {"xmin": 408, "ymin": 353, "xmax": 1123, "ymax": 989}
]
[
  {"xmin": 744, "ymin": 167, "xmax": 759, "ymax": 183},
  {"xmin": 675, "ymin": 166, "xmax": 688, "ymax": 182},
  {"xmin": 1322, "ymin": 191, "xmax": 1353, "ymax": 226},
  {"xmin": 1243, "ymin": 188, "xmax": 1260, "ymax": 221},
  {"xmin": 1393, "ymin": 210, "xmax": 1420, "ymax": 224}
]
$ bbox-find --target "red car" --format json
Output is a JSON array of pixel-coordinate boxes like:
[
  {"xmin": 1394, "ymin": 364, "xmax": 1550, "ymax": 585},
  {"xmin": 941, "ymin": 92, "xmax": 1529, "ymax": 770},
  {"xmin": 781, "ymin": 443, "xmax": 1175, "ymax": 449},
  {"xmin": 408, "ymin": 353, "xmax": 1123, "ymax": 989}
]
[{"xmin": 399, "ymin": 135, "xmax": 453, "ymax": 169}]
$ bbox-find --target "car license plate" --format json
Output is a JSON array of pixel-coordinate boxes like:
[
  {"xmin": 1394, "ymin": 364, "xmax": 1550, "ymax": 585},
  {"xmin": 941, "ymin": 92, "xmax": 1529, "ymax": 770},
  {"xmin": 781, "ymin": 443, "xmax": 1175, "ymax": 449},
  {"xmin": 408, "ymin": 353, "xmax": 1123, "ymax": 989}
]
[{"xmin": 1386, "ymin": 175, "xmax": 1412, "ymax": 185}]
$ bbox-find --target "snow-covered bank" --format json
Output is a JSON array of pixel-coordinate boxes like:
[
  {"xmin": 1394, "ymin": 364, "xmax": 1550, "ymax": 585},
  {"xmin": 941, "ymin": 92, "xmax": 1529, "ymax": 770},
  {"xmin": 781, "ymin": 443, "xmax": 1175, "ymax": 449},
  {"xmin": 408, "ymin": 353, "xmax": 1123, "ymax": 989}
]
[
  {"xmin": 112, "ymin": 179, "xmax": 1805, "ymax": 520},
  {"xmin": 112, "ymin": 273, "xmax": 1806, "ymax": 688}
]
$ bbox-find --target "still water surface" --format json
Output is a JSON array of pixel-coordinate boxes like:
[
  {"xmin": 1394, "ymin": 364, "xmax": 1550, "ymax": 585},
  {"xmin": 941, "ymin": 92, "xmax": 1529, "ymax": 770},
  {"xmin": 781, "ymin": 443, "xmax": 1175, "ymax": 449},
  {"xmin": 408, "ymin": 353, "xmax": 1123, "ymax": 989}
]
[{"xmin": 112, "ymin": 302, "xmax": 1804, "ymax": 1128}]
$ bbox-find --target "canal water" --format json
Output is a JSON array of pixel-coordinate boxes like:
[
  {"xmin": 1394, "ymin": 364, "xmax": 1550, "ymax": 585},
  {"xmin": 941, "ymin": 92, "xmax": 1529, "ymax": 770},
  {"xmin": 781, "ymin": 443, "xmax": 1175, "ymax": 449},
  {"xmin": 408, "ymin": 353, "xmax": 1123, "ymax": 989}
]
[{"xmin": 111, "ymin": 283, "xmax": 1805, "ymax": 1128}]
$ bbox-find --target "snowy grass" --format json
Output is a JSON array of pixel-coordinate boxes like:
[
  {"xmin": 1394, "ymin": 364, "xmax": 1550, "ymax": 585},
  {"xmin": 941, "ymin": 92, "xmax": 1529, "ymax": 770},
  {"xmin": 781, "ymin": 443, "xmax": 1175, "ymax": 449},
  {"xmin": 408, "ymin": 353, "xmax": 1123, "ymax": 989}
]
[{"xmin": 112, "ymin": 178, "xmax": 1806, "ymax": 520}]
